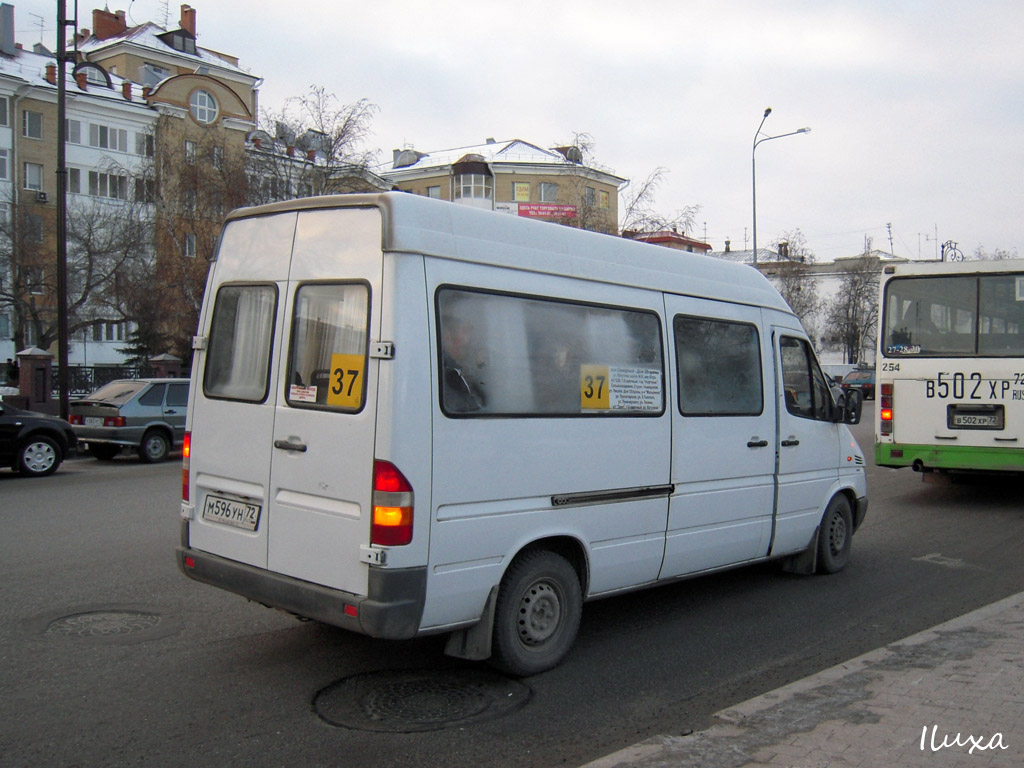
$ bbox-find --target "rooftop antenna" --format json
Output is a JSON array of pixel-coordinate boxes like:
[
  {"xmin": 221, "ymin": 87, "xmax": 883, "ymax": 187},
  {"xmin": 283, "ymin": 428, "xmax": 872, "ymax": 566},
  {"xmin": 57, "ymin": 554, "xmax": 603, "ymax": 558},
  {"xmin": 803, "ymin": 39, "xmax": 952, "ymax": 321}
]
[{"xmin": 29, "ymin": 13, "xmax": 45, "ymax": 44}]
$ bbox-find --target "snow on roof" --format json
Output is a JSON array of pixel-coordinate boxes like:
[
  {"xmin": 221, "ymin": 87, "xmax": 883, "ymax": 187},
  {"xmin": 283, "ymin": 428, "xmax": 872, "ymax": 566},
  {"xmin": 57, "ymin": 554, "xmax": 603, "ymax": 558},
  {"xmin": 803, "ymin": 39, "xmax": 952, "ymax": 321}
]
[
  {"xmin": 383, "ymin": 138, "xmax": 624, "ymax": 179},
  {"xmin": 0, "ymin": 45, "xmax": 149, "ymax": 106},
  {"xmin": 77, "ymin": 21, "xmax": 250, "ymax": 77},
  {"xmin": 0, "ymin": 45, "xmax": 52, "ymax": 82}
]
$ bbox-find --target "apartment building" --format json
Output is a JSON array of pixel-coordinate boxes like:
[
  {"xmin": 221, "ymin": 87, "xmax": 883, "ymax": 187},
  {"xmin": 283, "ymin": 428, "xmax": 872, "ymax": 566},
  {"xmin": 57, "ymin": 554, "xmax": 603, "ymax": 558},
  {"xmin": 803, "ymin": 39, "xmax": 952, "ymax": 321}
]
[
  {"xmin": 382, "ymin": 138, "xmax": 627, "ymax": 235},
  {"xmin": 0, "ymin": 2, "xmax": 262, "ymax": 367}
]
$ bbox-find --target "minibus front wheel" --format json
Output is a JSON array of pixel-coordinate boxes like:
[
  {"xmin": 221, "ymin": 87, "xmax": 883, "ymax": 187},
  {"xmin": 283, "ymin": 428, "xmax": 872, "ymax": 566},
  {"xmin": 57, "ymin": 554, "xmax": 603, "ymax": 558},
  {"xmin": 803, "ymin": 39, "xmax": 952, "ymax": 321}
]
[
  {"xmin": 817, "ymin": 494, "xmax": 853, "ymax": 574},
  {"xmin": 490, "ymin": 549, "xmax": 582, "ymax": 677}
]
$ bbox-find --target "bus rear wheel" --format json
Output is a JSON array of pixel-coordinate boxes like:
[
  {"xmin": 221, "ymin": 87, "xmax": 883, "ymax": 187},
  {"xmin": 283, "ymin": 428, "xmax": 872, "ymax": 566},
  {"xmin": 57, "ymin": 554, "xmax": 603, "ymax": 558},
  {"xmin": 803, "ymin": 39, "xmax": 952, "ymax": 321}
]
[{"xmin": 490, "ymin": 550, "xmax": 582, "ymax": 677}]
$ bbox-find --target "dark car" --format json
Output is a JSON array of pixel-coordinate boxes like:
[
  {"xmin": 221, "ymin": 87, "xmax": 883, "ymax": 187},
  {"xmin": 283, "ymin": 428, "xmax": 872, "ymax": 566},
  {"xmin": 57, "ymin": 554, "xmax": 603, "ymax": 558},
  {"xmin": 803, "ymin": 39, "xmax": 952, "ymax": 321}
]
[
  {"xmin": 69, "ymin": 378, "xmax": 189, "ymax": 463},
  {"xmin": 0, "ymin": 401, "xmax": 78, "ymax": 477},
  {"xmin": 840, "ymin": 369, "xmax": 875, "ymax": 400}
]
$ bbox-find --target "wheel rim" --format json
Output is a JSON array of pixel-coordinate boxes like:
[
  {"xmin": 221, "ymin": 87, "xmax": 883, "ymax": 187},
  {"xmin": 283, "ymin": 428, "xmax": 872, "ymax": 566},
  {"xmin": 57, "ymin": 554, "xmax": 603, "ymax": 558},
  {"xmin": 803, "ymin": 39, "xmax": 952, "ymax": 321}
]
[
  {"xmin": 24, "ymin": 442, "xmax": 56, "ymax": 473},
  {"xmin": 144, "ymin": 436, "xmax": 167, "ymax": 460},
  {"xmin": 517, "ymin": 579, "xmax": 562, "ymax": 646},
  {"xmin": 826, "ymin": 509, "xmax": 848, "ymax": 556}
]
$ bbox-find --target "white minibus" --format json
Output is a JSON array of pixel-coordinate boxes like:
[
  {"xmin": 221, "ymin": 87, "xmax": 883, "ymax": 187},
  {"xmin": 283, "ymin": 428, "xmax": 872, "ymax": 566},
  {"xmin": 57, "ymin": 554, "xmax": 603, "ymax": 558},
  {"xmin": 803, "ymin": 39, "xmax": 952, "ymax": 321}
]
[{"xmin": 177, "ymin": 192, "xmax": 867, "ymax": 675}]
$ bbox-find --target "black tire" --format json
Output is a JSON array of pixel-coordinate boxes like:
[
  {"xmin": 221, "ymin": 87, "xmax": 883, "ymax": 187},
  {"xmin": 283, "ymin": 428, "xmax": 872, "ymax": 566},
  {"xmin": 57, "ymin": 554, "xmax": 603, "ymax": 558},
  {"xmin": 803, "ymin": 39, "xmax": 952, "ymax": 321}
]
[
  {"xmin": 490, "ymin": 550, "xmax": 582, "ymax": 676},
  {"xmin": 18, "ymin": 434, "xmax": 61, "ymax": 477},
  {"xmin": 817, "ymin": 494, "xmax": 853, "ymax": 574},
  {"xmin": 91, "ymin": 444, "xmax": 119, "ymax": 461},
  {"xmin": 139, "ymin": 430, "xmax": 170, "ymax": 463}
]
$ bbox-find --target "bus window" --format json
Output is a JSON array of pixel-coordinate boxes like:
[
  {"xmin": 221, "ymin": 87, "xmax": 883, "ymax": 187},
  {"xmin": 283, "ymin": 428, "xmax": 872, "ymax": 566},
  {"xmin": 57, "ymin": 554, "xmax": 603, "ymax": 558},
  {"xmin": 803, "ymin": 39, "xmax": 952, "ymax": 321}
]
[{"xmin": 978, "ymin": 275, "xmax": 1024, "ymax": 356}]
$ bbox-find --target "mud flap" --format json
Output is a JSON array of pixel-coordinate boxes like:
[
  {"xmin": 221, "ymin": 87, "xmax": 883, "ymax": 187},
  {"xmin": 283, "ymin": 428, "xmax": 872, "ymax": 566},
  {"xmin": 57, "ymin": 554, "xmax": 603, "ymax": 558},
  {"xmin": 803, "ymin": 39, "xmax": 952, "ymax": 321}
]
[
  {"xmin": 781, "ymin": 527, "xmax": 819, "ymax": 575},
  {"xmin": 444, "ymin": 586, "xmax": 498, "ymax": 661}
]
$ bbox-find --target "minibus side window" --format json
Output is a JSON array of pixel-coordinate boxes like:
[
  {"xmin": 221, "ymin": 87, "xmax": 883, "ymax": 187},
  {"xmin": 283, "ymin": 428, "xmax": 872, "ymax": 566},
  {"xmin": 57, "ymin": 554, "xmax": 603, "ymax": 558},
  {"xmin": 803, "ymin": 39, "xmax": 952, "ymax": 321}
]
[
  {"xmin": 780, "ymin": 336, "xmax": 831, "ymax": 421},
  {"xmin": 204, "ymin": 284, "xmax": 278, "ymax": 402},
  {"xmin": 437, "ymin": 288, "xmax": 664, "ymax": 417},
  {"xmin": 285, "ymin": 282, "xmax": 370, "ymax": 412},
  {"xmin": 674, "ymin": 315, "xmax": 762, "ymax": 416}
]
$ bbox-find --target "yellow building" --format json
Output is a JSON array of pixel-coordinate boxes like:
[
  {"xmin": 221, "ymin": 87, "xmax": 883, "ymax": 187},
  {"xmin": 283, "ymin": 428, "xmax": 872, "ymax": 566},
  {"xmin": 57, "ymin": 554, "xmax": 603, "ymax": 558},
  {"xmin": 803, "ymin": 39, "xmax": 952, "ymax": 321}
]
[{"xmin": 382, "ymin": 139, "xmax": 627, "ymax": 235}]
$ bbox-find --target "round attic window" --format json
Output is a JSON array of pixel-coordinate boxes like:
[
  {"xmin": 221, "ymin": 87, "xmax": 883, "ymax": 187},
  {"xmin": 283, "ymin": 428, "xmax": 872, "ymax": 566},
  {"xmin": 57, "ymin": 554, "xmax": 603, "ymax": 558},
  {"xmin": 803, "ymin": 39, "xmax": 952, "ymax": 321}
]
[{"xmin": 189, "ymin": 89, "xmax": 218, "ymax": 124}]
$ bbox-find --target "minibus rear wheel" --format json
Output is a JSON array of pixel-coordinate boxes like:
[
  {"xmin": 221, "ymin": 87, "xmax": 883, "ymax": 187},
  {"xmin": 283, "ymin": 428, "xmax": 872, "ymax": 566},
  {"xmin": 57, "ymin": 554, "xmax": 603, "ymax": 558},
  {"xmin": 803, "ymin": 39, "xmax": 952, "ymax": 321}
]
[
  {"xmin": 817, "ymin": 495, "xmax": 853, "ymax": 574},
  {"xmin": 490, "ymin": 549, "xmax": 582, "ymax": 677}
]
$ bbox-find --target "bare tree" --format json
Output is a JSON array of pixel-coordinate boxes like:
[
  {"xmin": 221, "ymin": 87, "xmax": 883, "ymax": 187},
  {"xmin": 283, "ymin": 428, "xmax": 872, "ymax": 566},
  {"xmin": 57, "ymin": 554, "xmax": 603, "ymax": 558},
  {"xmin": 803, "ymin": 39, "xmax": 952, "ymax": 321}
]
[
  {"xmin": 772, "ymin": 260, "xmax": 822, "ymax": 333},
  {"xmin": 823, "ymin": 256, "xmax": 879, "ymax": 364},
  {"xmin": 620, "ymin": 166, "xmax": 700, "ymax": 237},
  {"xmin": 972, "ymin": 245, "xmax": 1019, "ymax": 260},
  {"xmin": 0, "ymin": 191, "xmax": 153, "ymax": 353},
  {"xmin": 549, "ymin": 132, "xmax": 620, "ymax": 235},
  {"xmin": 763, "ymin": 228, "xmax": 822, "ymax": 339},
  {"xmin": 151, "ymin": 116, "xmax": 251, "ymax": 358},
  {"xmin": 250, "ymin": 86, "xmax": 380, "ymax": 204},
  {"xmin": 0, "ymin": 199, "xmax": 49, "ymax": 351},
  {"xmin": 772, "ymin": 228, "xmax": 814, "ymax": 263}
]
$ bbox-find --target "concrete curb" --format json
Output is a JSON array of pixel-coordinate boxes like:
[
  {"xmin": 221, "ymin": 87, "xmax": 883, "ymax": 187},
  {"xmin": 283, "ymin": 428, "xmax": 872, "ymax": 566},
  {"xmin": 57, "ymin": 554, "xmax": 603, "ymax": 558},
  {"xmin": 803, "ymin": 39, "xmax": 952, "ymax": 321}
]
[{"xmin": 583, "ymin": 591, "xmax": 1024, "ymax": 767}]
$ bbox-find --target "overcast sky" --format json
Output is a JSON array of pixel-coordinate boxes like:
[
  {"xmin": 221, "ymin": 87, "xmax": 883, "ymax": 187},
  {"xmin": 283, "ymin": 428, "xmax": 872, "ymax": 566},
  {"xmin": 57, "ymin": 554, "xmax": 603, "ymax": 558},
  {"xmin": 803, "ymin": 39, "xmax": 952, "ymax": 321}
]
[{"xmin": 15, "ymin": 0, "xmax": 1024, "ymax": 262}]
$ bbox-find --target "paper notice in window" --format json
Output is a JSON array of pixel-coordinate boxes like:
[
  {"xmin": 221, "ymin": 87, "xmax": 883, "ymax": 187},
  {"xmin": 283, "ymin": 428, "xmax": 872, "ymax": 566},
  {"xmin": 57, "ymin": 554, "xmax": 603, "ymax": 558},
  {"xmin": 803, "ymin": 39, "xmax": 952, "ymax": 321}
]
[{"xmin": 581, "ymin": 365, "xmax": 662, "ymax": 412}]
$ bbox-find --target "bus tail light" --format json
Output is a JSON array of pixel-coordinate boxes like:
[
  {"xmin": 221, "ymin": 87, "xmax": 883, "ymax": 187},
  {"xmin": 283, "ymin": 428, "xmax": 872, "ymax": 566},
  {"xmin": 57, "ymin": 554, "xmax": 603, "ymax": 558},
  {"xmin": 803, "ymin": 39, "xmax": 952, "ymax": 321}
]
[
  {"xmin": 880, "ymin": 383, "xmax": 893, "ymax": 435},
  {"xmin": 182, "ymin": 431, "xmax": 191, "ymax": 502},
  {"xmin": 372, "ymin": 460, "xmax": 414, "ymax": 546}
]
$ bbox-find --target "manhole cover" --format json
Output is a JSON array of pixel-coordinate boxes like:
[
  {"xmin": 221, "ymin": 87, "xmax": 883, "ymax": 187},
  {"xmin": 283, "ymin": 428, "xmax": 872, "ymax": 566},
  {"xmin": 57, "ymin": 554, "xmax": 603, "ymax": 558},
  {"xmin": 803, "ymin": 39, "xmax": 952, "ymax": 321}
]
[
  {"xmin": 46, "ymin": 610, "xmax": 162, "ymax": 637},
  {"xmin": 314, "ymin": 668, "xmax": 531, "ymax": 732}
]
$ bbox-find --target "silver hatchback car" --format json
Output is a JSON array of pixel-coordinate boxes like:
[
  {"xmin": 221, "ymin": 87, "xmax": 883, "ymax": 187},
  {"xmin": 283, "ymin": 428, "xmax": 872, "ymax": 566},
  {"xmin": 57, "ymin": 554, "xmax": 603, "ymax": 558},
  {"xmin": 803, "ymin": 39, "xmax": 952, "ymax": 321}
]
[{"xmin": 70, "ymin": 378, "xmax": 189, "ymax": 462}]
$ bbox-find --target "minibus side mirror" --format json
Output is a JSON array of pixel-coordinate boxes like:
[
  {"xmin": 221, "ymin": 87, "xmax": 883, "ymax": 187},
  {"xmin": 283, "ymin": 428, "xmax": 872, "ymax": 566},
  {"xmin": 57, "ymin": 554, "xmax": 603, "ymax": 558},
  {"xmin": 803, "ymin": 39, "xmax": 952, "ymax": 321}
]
[{"xmin": 838, "ymin": 389, "xmax": 862, "ymax": 425}]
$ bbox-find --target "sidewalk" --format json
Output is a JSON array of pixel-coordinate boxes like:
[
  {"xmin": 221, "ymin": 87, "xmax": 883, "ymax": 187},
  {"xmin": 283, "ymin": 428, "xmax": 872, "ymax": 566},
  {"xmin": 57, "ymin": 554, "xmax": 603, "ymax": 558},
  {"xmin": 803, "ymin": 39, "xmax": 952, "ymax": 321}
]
[{"xmin": 583, "ymin": 592, "xmax": 1024, "ymax": 768}]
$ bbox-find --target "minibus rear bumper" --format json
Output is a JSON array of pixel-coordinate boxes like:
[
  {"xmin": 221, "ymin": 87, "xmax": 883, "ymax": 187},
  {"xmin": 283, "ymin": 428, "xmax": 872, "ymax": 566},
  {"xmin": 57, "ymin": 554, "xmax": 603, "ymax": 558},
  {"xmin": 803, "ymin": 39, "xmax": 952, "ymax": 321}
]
[{"xmin": 176, "ymin": 545, "xmax": 426, "ymax": 639}]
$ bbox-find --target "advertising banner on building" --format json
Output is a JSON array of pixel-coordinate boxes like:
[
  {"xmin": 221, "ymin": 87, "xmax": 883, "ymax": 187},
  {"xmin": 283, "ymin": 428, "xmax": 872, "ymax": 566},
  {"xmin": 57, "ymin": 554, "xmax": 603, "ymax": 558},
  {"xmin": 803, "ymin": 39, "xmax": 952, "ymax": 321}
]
[{"xmin": 495, "ymin": 203, "xmax": 578, "ymax": 219}]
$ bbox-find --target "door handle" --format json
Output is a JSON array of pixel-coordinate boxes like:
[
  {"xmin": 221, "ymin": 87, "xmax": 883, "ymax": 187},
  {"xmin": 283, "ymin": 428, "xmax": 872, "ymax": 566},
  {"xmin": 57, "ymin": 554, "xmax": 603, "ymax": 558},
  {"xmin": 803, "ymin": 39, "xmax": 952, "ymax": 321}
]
[
  {"xmin": 781, "ymin": 438, "xmax": 800, "ymax": 447},
  {"xmin": 274, "ymin": 439, "xmax": 307, "ymax": 452},
  {"xmin": 747, "ymin": 439, "xmax": 769, "ymax": 448}
]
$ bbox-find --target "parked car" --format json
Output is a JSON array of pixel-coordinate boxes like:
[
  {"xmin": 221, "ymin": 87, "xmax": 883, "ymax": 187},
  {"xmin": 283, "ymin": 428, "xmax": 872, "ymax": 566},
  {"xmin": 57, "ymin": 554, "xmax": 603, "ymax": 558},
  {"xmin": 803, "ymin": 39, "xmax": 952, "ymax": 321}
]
[
  {"xmin": 0, "ymin": 401, "xmax": 78, "ymax": 477},
  {"xmin": 69, "ymin": 378, "xmax": 189, "ymax": 462},
  {"xmin": 840, "ymin": 369, "xmax": 875, "ymax": 400}
]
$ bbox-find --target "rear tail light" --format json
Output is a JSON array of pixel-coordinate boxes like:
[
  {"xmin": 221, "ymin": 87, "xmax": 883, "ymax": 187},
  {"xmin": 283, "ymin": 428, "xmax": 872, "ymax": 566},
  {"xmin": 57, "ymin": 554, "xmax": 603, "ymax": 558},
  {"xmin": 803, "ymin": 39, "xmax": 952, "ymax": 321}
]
[
  {"xmin": 880, "ymin": 383, "xmax": 893, "ymax": 435},
  {"xmin": 182, "ymin": 431, "xmax": 191, "ymax": 502},
  {"xmin": 68, "ymin": 414, "xmax": 124, "ymax": 426},
  {"xmin": 371, "ymin": 460, "xmax": 413, "ymax": 546}
]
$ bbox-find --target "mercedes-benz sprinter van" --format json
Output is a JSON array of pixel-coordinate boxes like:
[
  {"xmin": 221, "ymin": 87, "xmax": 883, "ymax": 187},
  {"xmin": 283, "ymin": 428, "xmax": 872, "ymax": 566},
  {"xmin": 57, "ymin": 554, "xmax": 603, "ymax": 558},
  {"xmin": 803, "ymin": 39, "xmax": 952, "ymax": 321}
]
[{"xmin": 178, "ymin": 192, "xmax": 867, "ymax": 675}]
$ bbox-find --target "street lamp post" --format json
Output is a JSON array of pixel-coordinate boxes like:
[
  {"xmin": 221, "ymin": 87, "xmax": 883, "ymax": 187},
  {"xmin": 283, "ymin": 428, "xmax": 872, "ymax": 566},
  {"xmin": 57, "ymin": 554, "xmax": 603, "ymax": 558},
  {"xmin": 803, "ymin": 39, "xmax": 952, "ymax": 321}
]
[{"xmin": 752, "ymin": 108, "xmax": 810, "ymax": 267}]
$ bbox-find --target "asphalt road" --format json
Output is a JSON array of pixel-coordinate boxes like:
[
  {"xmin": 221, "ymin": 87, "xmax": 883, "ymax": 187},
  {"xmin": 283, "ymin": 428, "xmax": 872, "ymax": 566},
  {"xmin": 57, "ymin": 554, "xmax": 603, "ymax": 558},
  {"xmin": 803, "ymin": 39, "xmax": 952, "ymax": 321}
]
[{"xmin": 2, "ymin": 418, "xmax": 1023, "ymax": 768}]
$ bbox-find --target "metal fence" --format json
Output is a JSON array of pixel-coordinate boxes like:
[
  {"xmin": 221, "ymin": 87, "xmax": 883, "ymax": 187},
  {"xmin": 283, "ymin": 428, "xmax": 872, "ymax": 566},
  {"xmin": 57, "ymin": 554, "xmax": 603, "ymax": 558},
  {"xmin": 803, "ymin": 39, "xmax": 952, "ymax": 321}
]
[{"xmin": 57, "ymin": 365, "xmax": 188, "ymax": 397}]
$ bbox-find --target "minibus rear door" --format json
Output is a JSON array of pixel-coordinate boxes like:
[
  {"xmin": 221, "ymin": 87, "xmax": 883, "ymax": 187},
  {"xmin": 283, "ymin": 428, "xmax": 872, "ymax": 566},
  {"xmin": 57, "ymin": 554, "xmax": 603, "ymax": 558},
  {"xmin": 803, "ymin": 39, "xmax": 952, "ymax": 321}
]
[{"xmin": 265, "ymin": 207, "xmax": 384, "ymax": 596}]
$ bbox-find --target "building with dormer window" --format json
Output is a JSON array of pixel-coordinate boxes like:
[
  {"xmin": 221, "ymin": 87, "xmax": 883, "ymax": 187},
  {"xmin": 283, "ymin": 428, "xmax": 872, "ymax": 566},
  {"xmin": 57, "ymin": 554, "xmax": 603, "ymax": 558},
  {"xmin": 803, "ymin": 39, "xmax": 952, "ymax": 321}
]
[{"xmin": 382, "ymin": 138, "xmax": 627, "ymax": 235}]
